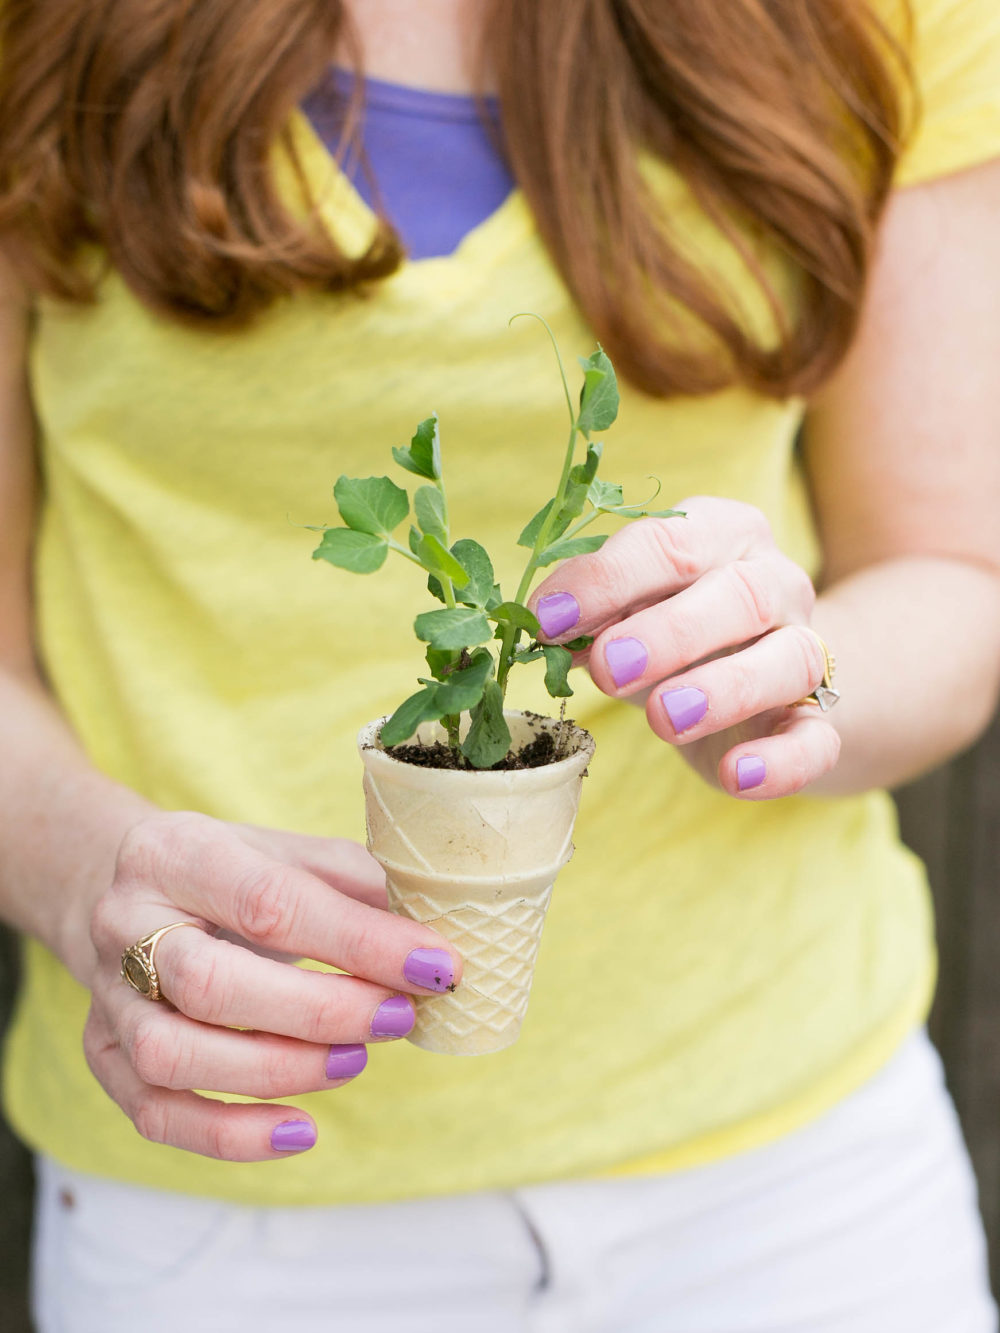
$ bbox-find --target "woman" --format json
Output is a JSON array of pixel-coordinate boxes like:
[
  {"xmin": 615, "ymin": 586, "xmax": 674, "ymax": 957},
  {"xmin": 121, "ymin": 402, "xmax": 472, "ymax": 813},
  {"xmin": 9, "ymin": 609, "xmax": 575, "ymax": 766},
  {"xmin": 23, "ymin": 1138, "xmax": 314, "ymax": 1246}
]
[{"xmin": 1, "ymin": 0, "xmax": 999, "ymax": 1329}]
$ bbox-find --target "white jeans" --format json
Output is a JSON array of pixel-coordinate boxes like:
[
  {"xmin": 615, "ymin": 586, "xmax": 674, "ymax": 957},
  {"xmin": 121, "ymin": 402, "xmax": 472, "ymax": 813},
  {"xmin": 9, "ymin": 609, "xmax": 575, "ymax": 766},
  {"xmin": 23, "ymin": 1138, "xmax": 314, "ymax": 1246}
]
[{"xmin": 31, "ymin": 1031, "xmax": 997, "ymax": 1333}]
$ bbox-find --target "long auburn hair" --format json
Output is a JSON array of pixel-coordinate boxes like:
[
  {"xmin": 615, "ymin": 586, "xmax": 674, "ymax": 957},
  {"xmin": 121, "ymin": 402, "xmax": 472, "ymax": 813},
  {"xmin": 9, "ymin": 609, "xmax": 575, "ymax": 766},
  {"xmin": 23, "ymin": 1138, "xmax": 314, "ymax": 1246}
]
[{"xmin": 0, "ymin": 0, "xmax": 911, "ymax": 398}]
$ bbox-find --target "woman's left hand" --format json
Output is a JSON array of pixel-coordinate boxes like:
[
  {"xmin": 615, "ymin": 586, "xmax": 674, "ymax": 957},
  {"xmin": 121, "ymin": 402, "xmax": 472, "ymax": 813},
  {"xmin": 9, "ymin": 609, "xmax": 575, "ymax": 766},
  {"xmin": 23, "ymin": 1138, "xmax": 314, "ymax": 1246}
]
[{"xmin": 529, "ymin": 496, "xmax": 840, "ymax": 799}]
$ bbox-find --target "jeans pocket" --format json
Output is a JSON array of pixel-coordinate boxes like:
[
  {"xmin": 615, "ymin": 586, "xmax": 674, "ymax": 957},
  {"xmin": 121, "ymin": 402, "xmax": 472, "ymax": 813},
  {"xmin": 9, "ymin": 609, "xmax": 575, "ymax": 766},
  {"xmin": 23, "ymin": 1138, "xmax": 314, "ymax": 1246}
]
[{"xmin": 33, "ymin": 1155, "xmax": 244, "ymax": 1330}]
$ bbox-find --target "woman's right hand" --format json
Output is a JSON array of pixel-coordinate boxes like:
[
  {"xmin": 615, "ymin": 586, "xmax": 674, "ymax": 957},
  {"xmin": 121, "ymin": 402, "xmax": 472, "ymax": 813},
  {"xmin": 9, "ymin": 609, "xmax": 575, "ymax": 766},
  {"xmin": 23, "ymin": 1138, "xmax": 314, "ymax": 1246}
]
[{"xmin": 83, "ymin": 810, "xmax": 464, "ymax": 1161}]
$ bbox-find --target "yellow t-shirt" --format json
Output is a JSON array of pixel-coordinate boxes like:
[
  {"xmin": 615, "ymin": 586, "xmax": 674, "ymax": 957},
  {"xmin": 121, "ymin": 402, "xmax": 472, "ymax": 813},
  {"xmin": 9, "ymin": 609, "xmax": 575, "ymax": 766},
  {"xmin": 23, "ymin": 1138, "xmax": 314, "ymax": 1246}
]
[{"xmin": 4, "ymin": 0, "xmax": 1000, "ymax": 1205}]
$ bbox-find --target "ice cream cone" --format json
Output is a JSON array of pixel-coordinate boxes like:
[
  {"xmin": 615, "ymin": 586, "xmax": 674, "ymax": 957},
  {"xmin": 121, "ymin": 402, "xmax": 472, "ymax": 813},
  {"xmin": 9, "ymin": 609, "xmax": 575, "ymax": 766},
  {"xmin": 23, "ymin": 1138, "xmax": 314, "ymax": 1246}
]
[{"xmin": 358, "ymin": 711, "xmax": 594, "ymax": 1055}]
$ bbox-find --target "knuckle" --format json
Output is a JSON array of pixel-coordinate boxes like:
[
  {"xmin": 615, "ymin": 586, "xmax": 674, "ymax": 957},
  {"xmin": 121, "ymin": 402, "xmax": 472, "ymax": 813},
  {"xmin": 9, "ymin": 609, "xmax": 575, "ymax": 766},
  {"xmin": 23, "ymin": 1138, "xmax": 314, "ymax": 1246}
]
[
  {"xmin": 788, "ymin": 560, "xmax": 816, "ymax": 616},
  {"xmin": 823, "ymin": 722, "xmax": 843, "ymax": 770},
  {"xmin": 652, "ymin": 605, "xmax": 701, "ymax": 669},
  {"xmin": 790, "ymin": 749, "xmax": 814, "ymax": 792},
  {"xmin": 125, "ymin": 1017, "xmax": 185, "ymax": 1089},
  {"xmin": 342, "ymin": 916, "xmax": 396, "ymax": 983},
  {"xmin": 644, "ymin": 517, "xmax": 701, "ymax": 585},
  {"xmin": 724, "ymin": 655, "xmax": 759, "ymax": 718},
  {"xmin": 114, "ymin": 814, "xmax": 173, "ymax": 883},
  {"xmin": 793, "ymin": 626, "xmax": 827, "ymax": 688},
  {"xmin": 297, "ymin": 997, "xmax": 340, "ymax": 1045},
  {"xmin": 231, "ymin": 866, "xmax": 293, "ymax": 944},
  {"xmin": 132, "ymin": 1094, "xmax": 170, "ymax": 1145},
  {"xmin": 167, "ymin": 945, "xmax": 224, "ymax": 1022},
  {"xmin": 257, "ymin": 1045, "xmax": 308, "ymax": 1096},
  {"xmin": 114, "ymin": 811, "xmax": 215, "ymax": 886},
  {"xmin": 203, "ymin": 1118, "xmax": 243, "ymax": 1162},
  {"xmin": 728, "ymin": 560, "xmax": 776, "ymax": 634},
  {"xmin": 743, "ymin": 503, "xmax": 773, "ymax": 543},
  {"xmin": 82, "ymin": 1011, "xmax": 113, "ymax": 1074},
  {"xmin": 582, "ymin": 544, "xmax": 634, "ymax": 609},
  {"xmin": 787, "ymin": 721, "xmax": 840, "ymax": 793},
  {"xmin": 88, "ymin": 894, "xmax": 122, "ymax": 957}
]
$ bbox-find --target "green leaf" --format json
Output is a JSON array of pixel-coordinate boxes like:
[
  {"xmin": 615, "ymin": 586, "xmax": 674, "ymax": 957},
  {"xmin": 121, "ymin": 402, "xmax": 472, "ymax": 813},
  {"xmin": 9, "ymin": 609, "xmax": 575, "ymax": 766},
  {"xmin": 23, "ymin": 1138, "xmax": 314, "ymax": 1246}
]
[
  {"xmin": 414, "ymin": 485, "xmax": 447, "ymax": 541},
  {"xmin": 535, "ymin": 533, "xmax": 609, "ymax": 566},
  {"xmin": 408, "ymin": 525, "xmax": 423, "ymax": 557},
  {"xmin": 333, "ymin": 475, "xmax": 409, "ymax": 536},
  {"xmin": 517, "ymin": 498, "xmax": 554, "ymax": 549},
  {"xmin": 415, "ymin": 533, "xmax": 470, "ymax": 588},
  {"xmin": 433, "ymin": 649, "xmax": 494, "ymax": 713},
  {"xmin": 380, "ymin": 687, "xmax": 445, "ymax": 747},
  {"xmin": 392, "ymin": 415, "xmax": 441, "ymax": 480},
  {"xmin": 555, "ymin": 480, "xmax": 591, "ymax": 526},
  {"xmin": 513, "ymin": 645, "xmax": 545, "ymax": 664},
  {"xmin": 517, "ymin": 497, "xmax": 572, "ymax": 549},
  {"xmin": 568, "ymin": 441, "xmax": 603, "ymax": 487},
  {"xmin": 588, "ymin": 478, "xmax": 624, "ymax": 510},
  {"xmin": 312, "ymin": 528, "xmax": 388, "ymax": 574},
  {"xmin": 461, "ymin": 680, "xmax": 511, "ymax": 768},
  {"xmin": 414, "ymin": 607, "xmax": 492, "ymax": 650},
  {"xmin": 449, "ymin": 539, "xmax": 495, "ymax": 607},
  {"xmin": 576, "ymin": 347, "xmax": 620, "ymax": 435},
  {"xmin": 491, "ymin": 601, "xmax": 540, "ymax": 636},
  {"xmin": 563, "ymin": 635, "xmax": 594, "ymax": 652},
  {"xmin": 425, "ymin": 645, "xmax": 459, "ymax": 680},
  {"xmin": 542, "ymin": 644, "xmax": 574, "ymax": 698}
]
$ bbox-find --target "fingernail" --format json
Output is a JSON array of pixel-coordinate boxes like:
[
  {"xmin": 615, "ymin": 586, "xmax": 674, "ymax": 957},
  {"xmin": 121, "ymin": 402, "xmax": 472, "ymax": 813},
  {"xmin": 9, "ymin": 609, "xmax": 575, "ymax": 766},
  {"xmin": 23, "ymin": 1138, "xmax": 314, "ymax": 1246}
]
[
  {"xmin": 737, "ymin": 755, "xmax": 767, "ymax": 791},
  {"xmin": 325, "ymin": 1044, "xmax": 369, "ymax": 1080},
  {"xmin": 404, "ymin": 948, "xmax": 455, "ymax": 993},
  {"xmin": 605, "ymin": 637, "xmax": 648, "ymax": 688},
  {"xmin": 661, "ymin": 686, "xmax": 708, "ymax": 734},
  {"xmin": 370, "ymin": 996, "xmax": 415, "ymax": 1038},
  {"xmin": 537, "ymin": 592, "xmax": 580, "ymax": 639},
  {"xmin": 271, "ymin": 1120, "xmax": 316, "ymax": 1152}
]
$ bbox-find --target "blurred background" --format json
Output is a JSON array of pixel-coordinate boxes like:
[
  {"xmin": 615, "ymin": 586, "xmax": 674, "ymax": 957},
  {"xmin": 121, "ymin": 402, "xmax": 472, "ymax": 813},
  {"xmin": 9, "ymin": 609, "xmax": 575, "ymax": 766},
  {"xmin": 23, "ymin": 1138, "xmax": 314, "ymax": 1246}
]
[{"xmin": 1, "ymin": 712, "xmax": 998, "ymax": 1328}]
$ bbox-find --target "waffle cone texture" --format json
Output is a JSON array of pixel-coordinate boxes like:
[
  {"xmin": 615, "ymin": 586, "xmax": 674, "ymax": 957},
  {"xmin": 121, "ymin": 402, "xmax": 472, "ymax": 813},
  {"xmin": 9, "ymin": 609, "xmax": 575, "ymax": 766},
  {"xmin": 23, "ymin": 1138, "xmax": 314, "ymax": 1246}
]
[{"xmin": 358, "ymin": 712, "xmax": 595, "ymax": 1055}]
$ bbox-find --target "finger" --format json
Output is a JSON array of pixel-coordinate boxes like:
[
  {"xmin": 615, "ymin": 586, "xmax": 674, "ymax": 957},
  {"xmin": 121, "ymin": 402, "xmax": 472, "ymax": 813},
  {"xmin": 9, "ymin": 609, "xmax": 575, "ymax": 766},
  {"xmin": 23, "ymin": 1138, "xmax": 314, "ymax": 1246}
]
[
  {"xmin": 718, "ymin": 710, "xmax": 841, "ymax": 800},
  {"xmin": 646, "ymin": 626, "xmax": 828, "ymax": 743},
  {"xmin": 106, "ymin": 814, "xmax": 463, "ymax": 995},
  {"xmin": 530, "ymin": 498, "xmax": 779, "ymax": 641},
  {"xmin": 105, "ymin": 987, "xmax": 377, "ymax": 1098},
  {"xmin": 587, "ymin": 553, "xmax": 815, "ymax": 697},
  {"xmin": 84, "ymin": 1008, "xmax": 322, "ymax": 1161},
  {"xmin": 236, "ymin": 827, "xmax": 388, "ymax": 910},
  {"xmin": 101, "ymin": 923, "xmax": 417, "ymax": 1044}
]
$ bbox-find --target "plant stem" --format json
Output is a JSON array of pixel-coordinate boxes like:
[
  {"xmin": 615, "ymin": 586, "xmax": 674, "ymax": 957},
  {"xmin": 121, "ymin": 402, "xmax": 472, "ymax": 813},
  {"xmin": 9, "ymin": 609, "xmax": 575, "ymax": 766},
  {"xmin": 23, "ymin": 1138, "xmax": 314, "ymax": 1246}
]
[
  {"xmin": 435, "ymin": 472, "xmax": 455, "ymax": 609},
  {"xmin": 385, "ymin": 536, "xmax": 426, "ymax": 567},
  {"xmin": 443, "ymin": 712, "xmax": 464, "ymax": 757},
  {"xmin": 496, "ymin": 314, "xmax": 588, "ymax": 704},
  {"xmin": 558, "ymin": 508, "xmax": 601, "ymax": 542}
]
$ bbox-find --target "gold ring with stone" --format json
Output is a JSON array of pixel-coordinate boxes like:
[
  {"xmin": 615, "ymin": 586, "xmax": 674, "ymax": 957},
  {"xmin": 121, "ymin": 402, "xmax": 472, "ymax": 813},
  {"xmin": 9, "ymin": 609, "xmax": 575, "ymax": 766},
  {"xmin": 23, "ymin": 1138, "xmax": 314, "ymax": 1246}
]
[
  {"xmin": 793, "ymin": 629, "xmax": 840, "ymax": 712},
  {"xmin": 120, "ymin": 922, "xmax": 207, "ymax": 1002}
]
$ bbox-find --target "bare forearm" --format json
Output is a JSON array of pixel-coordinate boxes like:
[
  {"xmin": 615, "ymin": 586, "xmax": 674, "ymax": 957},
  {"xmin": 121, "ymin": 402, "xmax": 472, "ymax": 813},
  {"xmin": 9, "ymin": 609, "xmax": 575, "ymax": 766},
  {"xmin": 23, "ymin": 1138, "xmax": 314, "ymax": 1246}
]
[
  {"xmin": 0, "ymin": 666, "xmax": 153, "ymax": 983},
  {"xmin": 810, "ymin": 555, "xmax": 1000, "ymax": 795}
]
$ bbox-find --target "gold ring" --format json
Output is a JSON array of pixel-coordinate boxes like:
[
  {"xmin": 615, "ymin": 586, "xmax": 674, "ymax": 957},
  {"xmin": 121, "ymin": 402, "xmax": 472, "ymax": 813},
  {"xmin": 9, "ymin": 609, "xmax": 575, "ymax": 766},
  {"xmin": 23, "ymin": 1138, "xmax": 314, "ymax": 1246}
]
[
  {"xmin": 120, "ymin": 922, "xmax": 207, "ymax": 1002},
  {"xmin": 793, "ymin": 628, "xmax": 840, "ymax": 712}
]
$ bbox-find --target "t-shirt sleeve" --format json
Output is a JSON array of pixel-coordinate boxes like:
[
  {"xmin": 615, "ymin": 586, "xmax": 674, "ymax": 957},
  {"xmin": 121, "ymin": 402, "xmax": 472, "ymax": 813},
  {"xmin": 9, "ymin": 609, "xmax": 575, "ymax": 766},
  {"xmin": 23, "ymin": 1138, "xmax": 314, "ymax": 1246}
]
[{"xmin": 893, "ymin": 0, "xmax": 1000, "ymax": 186}]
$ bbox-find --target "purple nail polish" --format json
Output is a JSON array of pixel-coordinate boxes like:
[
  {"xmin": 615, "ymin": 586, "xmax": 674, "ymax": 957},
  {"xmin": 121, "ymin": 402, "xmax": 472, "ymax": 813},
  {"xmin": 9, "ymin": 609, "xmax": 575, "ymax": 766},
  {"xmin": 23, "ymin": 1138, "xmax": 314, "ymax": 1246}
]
[
  {"xmin": 737, "ymin": 755, "xmax": 767, "ymax": 791},
  {"xmin": 605, "ymin": 637, "xmax": 648, "ymax": 688},
  {"xmin": 370, "ymin": 996, "xmax": 415, "ymax": 1038},
  {"xmin": 270, "ymin": 1120, "xmax": 316, "ymax": 1152},
  {"xmin": 537, "ymin": 592, "xmax": 580, "ymax": 639},
  {"xmin": 404, "ymin": 948, "xmax": 455, "ymax": 993},
  {"xmin": 325, "ymin": 1044, "xmax": 369, "ymax": 1080},
  {"xmin": 661, "ymin": 686, "xmax": 708, "ymax": 734}
]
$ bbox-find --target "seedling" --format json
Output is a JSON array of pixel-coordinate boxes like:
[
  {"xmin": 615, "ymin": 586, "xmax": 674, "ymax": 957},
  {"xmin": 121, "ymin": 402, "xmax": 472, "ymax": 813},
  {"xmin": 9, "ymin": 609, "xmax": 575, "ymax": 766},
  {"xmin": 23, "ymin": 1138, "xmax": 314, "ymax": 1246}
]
[{"xmin": 312, "ymin": 316, "xmax": 683, "ymax": 768}]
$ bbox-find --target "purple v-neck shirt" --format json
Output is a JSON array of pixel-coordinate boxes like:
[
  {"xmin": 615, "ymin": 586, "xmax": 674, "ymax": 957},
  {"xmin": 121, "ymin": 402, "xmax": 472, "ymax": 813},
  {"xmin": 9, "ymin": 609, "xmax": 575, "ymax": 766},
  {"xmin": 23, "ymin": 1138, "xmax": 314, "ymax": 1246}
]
[{"xmin": 302, "ymin": 71, "xmax": 515, "ymax": 261}]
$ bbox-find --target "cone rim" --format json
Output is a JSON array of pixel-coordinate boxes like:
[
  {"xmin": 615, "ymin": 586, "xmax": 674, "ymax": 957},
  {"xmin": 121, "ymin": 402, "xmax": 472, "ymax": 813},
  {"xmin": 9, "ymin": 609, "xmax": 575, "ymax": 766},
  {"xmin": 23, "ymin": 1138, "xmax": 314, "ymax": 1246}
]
[{"xmin": 357, "ymin": 709, "xmax": 594, "ymax": 793}]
